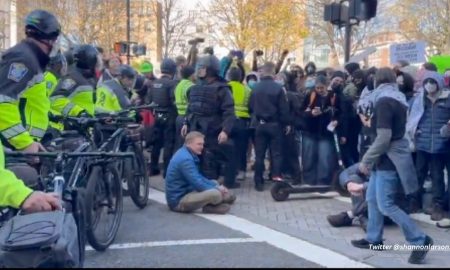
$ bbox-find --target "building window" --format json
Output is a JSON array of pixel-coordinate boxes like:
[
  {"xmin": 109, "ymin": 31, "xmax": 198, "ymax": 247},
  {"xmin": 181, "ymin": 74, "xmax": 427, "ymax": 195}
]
[{"xmin": 145, "ymin": 21, "xmax": 152, "ymax": 32}]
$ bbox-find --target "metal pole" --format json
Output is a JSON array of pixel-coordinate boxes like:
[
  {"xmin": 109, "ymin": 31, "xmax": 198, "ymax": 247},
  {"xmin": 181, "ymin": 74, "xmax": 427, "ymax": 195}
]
[
  {"xmin": 126, "ymin": 0, "xmax": 131, "ymax": 65},
  {"xmin": 344, "ymin": 16, "xmax": 351, "ymax": 63}
]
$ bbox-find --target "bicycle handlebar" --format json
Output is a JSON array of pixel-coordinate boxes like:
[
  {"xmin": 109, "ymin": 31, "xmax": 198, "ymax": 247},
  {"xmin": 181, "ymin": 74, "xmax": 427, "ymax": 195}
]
[{"xmin": 5, "ymin": 151, "xmax": 135, "ymax": 159}]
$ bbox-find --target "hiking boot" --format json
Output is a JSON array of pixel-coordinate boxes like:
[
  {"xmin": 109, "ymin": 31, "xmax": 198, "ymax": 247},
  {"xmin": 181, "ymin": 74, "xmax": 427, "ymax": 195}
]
[
  {"xmin": 223, "ymin": 194, "xmax": 237, "ymax": 205},
  {"xmin": 431, "ymin": 204, "xmax": 445, "ymax": 221},
  {"xmin": 358, "ymin": 215, "xmax": 368, "ymax": 232},
  {"xmin": 225, "ymin": 182, "xmax": 241, "ymax": 189},
  {"xmin": 351, "ymin": 239, "xmax": 384, "ymax": 251},
  {"xmin": 202, "ymin": 203, "xmax": 231, "ymax": 215},
  {"xmin": 255, "ymin": 183, "xmax": 264, "ymax": 192},
  {"xmin": 327, "ymin": 212, "xmax": 352, "ymax": 227},
  {"xmin": 437, "ymin": 218, "xmax": 450, "ymax": 228},
  {"xmin": 408, "ymin": 235, "xmax": 433, "ymax": 264}
]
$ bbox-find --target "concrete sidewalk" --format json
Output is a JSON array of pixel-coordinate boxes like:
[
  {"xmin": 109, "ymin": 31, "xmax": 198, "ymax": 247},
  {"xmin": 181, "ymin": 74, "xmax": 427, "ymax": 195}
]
[{"xmin": 150, "ymin": 172, "xmax": 450, "ymax": 268}]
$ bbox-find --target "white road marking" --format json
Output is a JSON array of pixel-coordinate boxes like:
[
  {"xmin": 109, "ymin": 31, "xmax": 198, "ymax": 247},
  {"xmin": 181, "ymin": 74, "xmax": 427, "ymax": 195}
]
[
  {"xmin": 149, "ymin": 188, "xmax": 372, "ymax": 268},
  {"xmin": 86, "ymin": 238, "xmax": 262, "ymax": 251}
]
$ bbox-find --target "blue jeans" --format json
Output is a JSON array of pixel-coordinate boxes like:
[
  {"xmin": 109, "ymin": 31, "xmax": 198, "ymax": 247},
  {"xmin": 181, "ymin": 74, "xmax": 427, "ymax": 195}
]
[
  {"xmin": 302, "ymin": 134, "xmax": 337, "ymax": 185},
  {"xmin": 366, "ymin": 170, "xmax": 426, "ymax": 245}
]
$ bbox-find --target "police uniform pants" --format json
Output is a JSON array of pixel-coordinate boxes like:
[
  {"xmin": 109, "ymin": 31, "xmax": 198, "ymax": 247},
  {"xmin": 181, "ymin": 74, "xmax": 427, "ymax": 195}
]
[
  {"xmin": 232, "ymin": 118, "xmax": 250, "ymax": 172},
  {"xmin": 150, "ymin": 115, "xmax": 176, "ymax": 176},
  {"xmin": 201, "ymin": 135, "xmax": 237, "ymax": 188},
  {"xmin": 254, "ymin": 122, "xmax": 283, "ymax": 185},
  {"xmin": 174, "ymin": 115, "xmax": 186, "ymax": 151}
]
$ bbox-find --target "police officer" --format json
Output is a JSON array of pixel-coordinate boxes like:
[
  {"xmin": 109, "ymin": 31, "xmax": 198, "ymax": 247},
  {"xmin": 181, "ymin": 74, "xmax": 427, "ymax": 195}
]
[
  {"xmin": 146, "ymin": 58, "xmax": 178, "ymax": 177},
  {"xmin": 96, "ymin": 65, "xmax": 137, "ymax": 113},
  {"xmin": 249, "ymin": 62, "xmax": 290, "ymax": 192},
  {"xmin": 181, "ymin": 54, "xmax": 238, "ymax": 189},
  {"xmin": 174, "ymin": 65, "xmax": 195, "ymax": 150},
  {"xmin": 228, "ymin": 67, "xmax": 251, "ymax": 182},
  {"xmin": 0, "ymin": 10, "xmax": 61, "ymax": 189},
  {"xmin": 51, "ymin": 44, "xmax": 101, "ymax": 121}
]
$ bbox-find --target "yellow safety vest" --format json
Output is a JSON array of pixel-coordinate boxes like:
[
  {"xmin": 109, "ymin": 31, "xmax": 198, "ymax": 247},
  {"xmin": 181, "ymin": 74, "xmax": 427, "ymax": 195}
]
[{"xmin": 228, "ymin": 81, "xmax": 251, "ymax": 119}]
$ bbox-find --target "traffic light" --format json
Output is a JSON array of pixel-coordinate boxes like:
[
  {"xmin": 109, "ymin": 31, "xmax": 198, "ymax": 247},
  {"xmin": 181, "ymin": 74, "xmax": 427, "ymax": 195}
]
[
  {"xmin": 132, "ymin": 44, "xmax": 147, "ymax": 56},
  {"xmin": 349, "ymin": 0, "xmax": 378, "ymax": 21},
  {"xmin": 114, "ymin": 42, "xmax": 129, "ymax": 55},
  {"xmin": 324, "ymin": 3, "xmax": 342, "ymax": 25}
]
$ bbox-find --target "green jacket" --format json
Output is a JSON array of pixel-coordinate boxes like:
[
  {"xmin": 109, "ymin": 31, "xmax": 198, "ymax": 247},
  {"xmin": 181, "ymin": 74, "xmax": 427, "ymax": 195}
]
[
  {"xmin": 0, "ymin": 144, "xmax": 33, "ymax": 208},
  {"xmin": 95, "ymin": 79, "xmax": 131, "ymax": 113}
]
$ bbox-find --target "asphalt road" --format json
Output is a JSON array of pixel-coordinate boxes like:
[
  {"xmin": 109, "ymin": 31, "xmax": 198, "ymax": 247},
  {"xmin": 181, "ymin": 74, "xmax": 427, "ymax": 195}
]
[{"xmin": 84, "ymin": 194, "xmax": 322, "ymax": 268}]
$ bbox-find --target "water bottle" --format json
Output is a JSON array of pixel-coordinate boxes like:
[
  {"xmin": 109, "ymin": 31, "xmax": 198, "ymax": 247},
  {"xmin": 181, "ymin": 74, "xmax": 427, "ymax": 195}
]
[{"xmin": 53, "ymin": 175, "xmax": 65, "ymax": 200}]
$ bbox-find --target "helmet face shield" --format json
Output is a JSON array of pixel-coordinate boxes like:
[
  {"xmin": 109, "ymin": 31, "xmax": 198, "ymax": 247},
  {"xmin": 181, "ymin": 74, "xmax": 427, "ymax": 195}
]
[{"xmin": 48, "ymin": 34, "xmax": 63, "ymax": 57}]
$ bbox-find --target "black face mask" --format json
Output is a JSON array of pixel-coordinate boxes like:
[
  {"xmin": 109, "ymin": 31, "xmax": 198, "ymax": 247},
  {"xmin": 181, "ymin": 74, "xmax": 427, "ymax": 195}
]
[{"xmin": 331, "ymin": 83, "xmax": 343, "ymax": 93}]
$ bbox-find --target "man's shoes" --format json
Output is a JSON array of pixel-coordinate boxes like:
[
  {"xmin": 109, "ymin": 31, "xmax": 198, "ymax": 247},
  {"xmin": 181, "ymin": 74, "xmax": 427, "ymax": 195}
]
[
  {"xmin": 255, "ymin": 183, "xmax": 264, "ymax": 192},
  {"xmin": 225, "ymin": 182, "xmax": 241, "ymax": 189},
  {"xmin": 424, "ymin": 206, "xmax": 433, "ymax": 215},
  {"xmin": 358, "ymin": 215, "xmax": 368, "ymax": 232},
  {"xmin": 431, "ymin": 204, "xmax": 445, "ymax": 221},
  {"xmin": 237, "ymin": 171, "xmax": 246, "ymax": 181},
  {"xmin": 202, "ymin": 203, "xmax": 231, "ymax": 215},
  {"xmin": 351, "ymin": 239, "xmax": 384, "ymax": 250},
  {"xmin": 327, "ymin": 212, "xmax": 352, "ymax": 227},
  {"xmin": 408, "ymin": 235, "xmax": 433, "ymax": 264},
  {"xmin": 437, "ymin": 218, "xmax": 450, "ymax": 228},
  {"xmin": 223, "ymin": 194, "xmax": 237, "ymax": 205}
]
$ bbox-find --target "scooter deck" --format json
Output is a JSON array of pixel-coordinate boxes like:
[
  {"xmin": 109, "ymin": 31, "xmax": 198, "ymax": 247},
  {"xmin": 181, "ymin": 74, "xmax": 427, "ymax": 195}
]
[{"xmin": 280, "ymin": 183, "xmax": 334, "ymax": 194}]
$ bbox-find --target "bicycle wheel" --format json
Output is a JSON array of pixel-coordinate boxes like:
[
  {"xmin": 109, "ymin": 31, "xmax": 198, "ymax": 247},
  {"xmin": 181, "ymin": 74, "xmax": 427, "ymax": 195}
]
[
  {"xmin": 125, "ymin": 143, "xmax": 149, "ymax": 209},
  {"xmin": 85, "ymin": 165, "xmax": 123, "ymax": 251}
]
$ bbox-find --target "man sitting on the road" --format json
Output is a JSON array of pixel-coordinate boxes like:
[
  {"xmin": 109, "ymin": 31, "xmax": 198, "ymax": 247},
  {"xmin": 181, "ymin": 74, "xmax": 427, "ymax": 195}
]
[{"xmin": 165, "ymin": 131, "xmax": 236, "ymax": 214}]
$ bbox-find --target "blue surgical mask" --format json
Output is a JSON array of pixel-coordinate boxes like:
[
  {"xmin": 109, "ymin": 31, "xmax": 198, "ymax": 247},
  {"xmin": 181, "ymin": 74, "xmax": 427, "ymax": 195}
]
[{"xmin": 248, "ymin": 80, "xmax": 257, "ymax": 89}]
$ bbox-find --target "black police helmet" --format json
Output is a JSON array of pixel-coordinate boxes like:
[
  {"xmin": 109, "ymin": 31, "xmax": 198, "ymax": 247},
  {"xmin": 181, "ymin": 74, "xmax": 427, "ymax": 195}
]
[
  {"xmin": 25, "ymin": 10, "xmax": 61, "ymax": 40},
  {"xmin": 118, "ymin": 65, "xmax": 137, "ymax": 79},
  {"xmin": 73, "ymin": 44, "xmax": 99, "ymax": 70},
  {"xmin": 160, "ymin": 58, "xmax": 177, "ymax": 75},
  {"xmin": 197, "ymin": 54, "xmax": 221, "ymax": 78}
]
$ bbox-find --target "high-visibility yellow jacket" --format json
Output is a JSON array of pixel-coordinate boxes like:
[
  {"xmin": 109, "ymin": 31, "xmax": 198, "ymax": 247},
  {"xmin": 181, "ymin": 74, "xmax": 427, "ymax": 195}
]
[
  {"xmin": 51, "ymin": 68, "xmax": 94, "ymax": 118},
  {"xmin": 175, "ymin": 79, "xmax": 194, "ymax": 116},
  {"xmin": 0, "ymin": 143, "xmax": 33, "ymax": 208},
  {"xmin": 0, "ymin": 40, "xmax": 50, "ymax": 150},
  {"xmin": 228, "ymin": 81, "xmax": 251, "ymax": 119},
  {"xmin": 95, "ymin": 79, "xmax": 131, "ymax": 113}
]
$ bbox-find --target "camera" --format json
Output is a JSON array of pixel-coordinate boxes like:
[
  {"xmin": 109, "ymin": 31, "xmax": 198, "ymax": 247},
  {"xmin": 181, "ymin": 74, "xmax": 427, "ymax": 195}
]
[
  {"xmin": 204, "ymin": 46, "xmax": 214, "ymax": 55},
  {"xmin": 255, "ymin": 50, "xmax": 264, "ymax": 56}
]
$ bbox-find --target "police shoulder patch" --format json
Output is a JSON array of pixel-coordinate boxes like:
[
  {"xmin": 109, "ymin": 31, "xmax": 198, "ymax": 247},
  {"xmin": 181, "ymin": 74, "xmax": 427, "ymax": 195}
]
[
  {"xmin": 61, "ymin": 78, "xmax": 76, "ymax": 90},
  {"xmin": 7, "ymin": 63, "xmax": 29, "ymax": 82}
]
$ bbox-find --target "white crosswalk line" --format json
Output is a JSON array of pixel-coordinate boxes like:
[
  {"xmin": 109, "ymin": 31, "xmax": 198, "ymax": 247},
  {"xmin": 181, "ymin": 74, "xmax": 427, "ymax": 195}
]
[{"xmin": 149, "ymin": 188, "xmax": 372, "ymax": 268}]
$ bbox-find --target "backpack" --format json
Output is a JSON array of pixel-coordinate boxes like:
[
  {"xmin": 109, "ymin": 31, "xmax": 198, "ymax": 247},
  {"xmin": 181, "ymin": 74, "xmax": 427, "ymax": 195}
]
[{"xmin": 0, "ymin": 210, "xmax": 82, "ymax": 268}]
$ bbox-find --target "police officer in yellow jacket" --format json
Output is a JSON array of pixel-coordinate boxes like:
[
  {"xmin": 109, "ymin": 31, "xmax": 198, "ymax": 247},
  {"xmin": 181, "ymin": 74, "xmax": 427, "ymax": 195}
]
[
  {"xmin": 174, "ymin": 65, "xmax": 195, "ymax": 149},
  {"xmin": 0, "ymin": 143, "xmax": 60, "ymax": 213},
  {"xmin": 228, "ymin": 67, "xmax": 251, "ymax": 181},
  {"xmin": 96, "ymin": 65, "xmax": 137, "ymax": 113},
  {"xmin": 0, "ymin": 10, "xmax": 60, "ymax": 153},
  {"xmin": 51, "ymin": 44, "xmax": 101, "ymax": 119}
]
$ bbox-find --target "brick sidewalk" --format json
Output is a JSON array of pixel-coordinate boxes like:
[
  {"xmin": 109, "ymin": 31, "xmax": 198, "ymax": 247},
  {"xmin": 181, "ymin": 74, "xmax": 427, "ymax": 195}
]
[{"xmin": 149, "ymin": 173, "xmax": 450, "ymax": 268}]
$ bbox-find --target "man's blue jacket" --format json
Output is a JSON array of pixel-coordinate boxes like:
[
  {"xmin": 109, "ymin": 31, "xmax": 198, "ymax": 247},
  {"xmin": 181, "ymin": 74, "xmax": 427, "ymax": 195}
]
[{"xmin": 165, "ymin": 146, "xmax": 218, "ymax": 210}]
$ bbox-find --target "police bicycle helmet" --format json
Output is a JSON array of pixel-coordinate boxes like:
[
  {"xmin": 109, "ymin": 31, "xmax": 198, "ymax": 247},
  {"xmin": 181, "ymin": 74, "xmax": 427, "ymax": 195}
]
[
  {"xmin": 25, "ymin": 10, "xmax": 61, "ymax": 41},
  {"xmin": 160, "ymin": 58, "xmax": 177, "ymax": 75},
  {"xmin": 196, "ymin": 54, "xmax": 221, "ymax": 78}
]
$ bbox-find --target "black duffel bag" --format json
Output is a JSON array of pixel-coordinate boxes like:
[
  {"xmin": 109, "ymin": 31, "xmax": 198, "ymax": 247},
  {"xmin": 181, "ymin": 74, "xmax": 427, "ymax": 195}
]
[{"xmin": 0, "ymin": 209, "xmax": 81, "ymax": 268}]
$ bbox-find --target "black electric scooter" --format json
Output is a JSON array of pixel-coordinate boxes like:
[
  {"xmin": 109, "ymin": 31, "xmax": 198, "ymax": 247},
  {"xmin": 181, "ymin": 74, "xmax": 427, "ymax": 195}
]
[{"xmin": 270, "ymin": 126, "xmax": 349, "ymax": 201}]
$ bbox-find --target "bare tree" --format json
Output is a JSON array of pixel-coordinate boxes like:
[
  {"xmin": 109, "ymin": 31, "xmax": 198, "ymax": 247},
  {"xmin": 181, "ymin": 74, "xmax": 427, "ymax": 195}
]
[
  {"xmin": 153, "ymin": 0, "xmax": 189, "ymax": 58},
  {"xmin": 391, "ymin": 0, "xmax": 450, "ymax": 55}
]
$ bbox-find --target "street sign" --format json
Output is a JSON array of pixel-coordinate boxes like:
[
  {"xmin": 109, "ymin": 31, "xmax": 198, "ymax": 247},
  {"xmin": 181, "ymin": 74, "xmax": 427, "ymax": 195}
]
[
  {"xmin": 349, "ymin": 46, "xmax": 377, "ymax": 63},
  {"xmin": 390, "ymin": 41, "xmax": 427, "ymax": 65}
]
